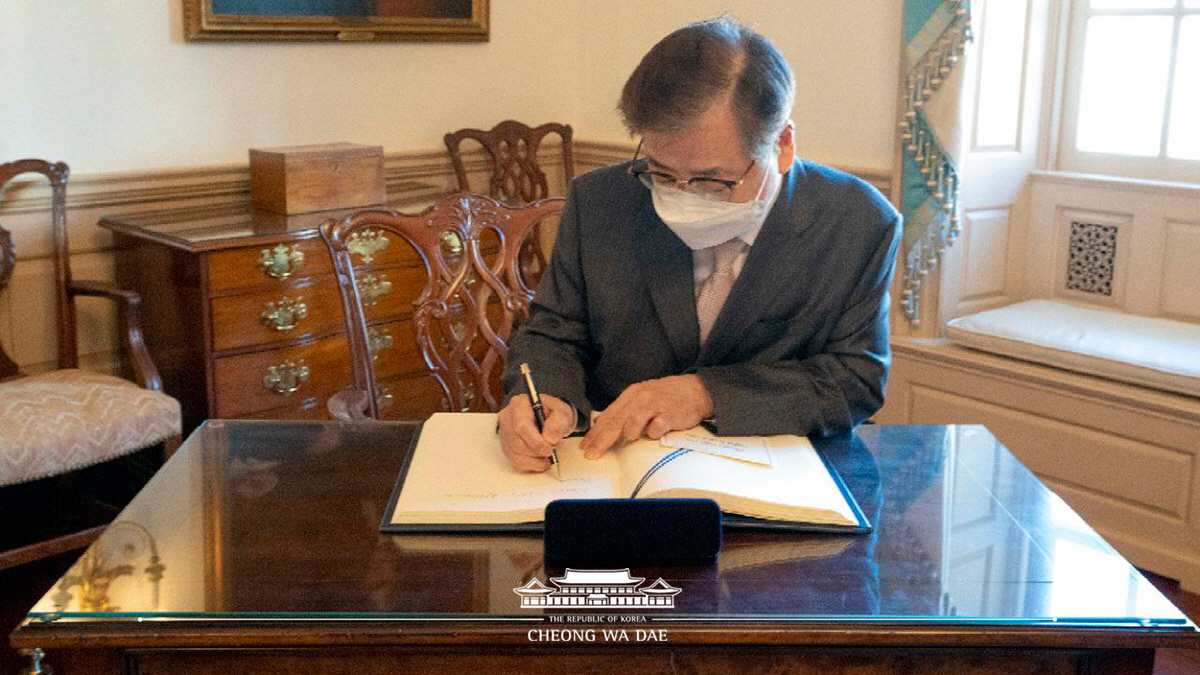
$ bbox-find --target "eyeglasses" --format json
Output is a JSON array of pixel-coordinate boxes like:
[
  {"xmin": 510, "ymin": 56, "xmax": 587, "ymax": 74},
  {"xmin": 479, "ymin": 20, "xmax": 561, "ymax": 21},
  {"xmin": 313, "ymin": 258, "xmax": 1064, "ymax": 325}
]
[{"xmin": 627, "ymin": 140, "xmax": 756, "ymax": 202}]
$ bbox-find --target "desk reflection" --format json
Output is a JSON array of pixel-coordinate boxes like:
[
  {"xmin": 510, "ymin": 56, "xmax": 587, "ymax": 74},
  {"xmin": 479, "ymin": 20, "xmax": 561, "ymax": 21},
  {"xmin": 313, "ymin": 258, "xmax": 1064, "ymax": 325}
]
[
  {"xmin": 366, "ymin": 433, "xmax": 886, "ymax": 616},
  {"xmin": 25, "ymin": 421, "xmax": 1188, "ymax": 627}
]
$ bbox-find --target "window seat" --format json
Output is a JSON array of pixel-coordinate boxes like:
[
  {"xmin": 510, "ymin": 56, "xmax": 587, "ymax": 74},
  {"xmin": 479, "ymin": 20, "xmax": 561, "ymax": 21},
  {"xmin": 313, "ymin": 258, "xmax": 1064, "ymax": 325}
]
[
  {"xmin": 945, "ymin": 300, "xmax": 1200, "ymax": 398},
  {"xmin": 877, "ymin": 315, "xmax": 1200, "ymax": 592}
]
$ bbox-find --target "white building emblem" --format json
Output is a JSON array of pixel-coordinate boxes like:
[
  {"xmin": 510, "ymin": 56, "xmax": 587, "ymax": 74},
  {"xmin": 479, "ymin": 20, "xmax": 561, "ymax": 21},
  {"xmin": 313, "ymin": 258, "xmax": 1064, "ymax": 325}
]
[{"xmin": 513, "ymin": 568, "xmax": 681, "ymax": 608}]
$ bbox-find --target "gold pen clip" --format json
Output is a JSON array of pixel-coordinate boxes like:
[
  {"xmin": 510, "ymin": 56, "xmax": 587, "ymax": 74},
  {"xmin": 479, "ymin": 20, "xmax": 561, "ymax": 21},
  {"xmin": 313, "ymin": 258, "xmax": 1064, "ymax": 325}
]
[{"xmin": 520, "ymin": 362, "xmax": 561, "ymax": 481}]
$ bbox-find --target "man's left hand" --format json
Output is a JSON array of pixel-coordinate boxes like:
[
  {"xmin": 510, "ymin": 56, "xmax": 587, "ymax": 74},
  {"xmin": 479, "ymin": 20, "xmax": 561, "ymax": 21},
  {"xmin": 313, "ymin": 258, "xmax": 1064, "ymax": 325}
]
[{"xmin": 579, "ymin": 374, "xmax": 714, "ymax": 459}]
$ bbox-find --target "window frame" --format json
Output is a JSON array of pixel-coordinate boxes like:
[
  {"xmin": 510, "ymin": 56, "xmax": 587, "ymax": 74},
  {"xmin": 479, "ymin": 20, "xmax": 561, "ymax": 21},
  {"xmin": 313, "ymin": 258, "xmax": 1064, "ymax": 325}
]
[{"xmin": 1057, "ymin": 0, "xmax": 1200, "ymax": 184}]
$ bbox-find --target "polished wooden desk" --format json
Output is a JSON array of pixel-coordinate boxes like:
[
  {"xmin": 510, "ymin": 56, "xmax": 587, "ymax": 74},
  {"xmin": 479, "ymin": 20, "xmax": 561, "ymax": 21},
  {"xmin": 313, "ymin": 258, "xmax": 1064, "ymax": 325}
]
[{"xmin": 11, "ymin": 422, "xmax": 1199, "ymax": 674}]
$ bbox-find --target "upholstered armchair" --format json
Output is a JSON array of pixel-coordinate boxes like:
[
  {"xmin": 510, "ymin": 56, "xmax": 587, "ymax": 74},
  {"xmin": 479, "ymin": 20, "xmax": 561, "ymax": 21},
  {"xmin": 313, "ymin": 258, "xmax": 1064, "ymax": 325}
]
[{"xmin": 0, "ymin": 159, "xmax": 181, "ymax": 570}]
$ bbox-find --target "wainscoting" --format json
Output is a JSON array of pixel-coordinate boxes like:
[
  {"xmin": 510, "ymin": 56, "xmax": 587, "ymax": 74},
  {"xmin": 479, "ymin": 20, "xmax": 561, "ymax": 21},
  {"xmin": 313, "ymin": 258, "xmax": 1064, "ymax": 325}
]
[
  {"xmin": 878, "ymin": 172, "xmax": 1200, "ymax": 591},
  {"xmin": 1025, "ymin": 171, "xmax": 1200, "ymax": 323},
  {"xmin": 0, "ymin": 145, "xmax": 559, "ymax": 376},
  {"xmin": 0, "ymin": 142, "xmax": 888, "ymax": 379}
]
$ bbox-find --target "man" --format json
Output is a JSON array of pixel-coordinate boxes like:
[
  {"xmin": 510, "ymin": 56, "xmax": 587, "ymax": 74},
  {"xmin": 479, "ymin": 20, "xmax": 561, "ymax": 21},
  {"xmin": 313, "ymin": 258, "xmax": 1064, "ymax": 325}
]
[{"xmin": 499, "ymin": 16, "xmax": 901, "ymax": 472}]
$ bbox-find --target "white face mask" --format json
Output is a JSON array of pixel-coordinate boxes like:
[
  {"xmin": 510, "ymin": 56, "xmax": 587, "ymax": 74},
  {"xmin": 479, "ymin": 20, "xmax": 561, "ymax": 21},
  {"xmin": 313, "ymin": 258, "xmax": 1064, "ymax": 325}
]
[{"xmin": 650, "ymin": 166, "xmax": 780, "ymax": 250}]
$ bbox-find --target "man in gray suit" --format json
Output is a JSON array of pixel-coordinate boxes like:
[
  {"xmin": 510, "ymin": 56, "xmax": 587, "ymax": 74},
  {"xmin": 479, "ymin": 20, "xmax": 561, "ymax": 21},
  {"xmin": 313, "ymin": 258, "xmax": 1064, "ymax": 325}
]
[{"xmin": 499, "ymin": 17, "xmax": 901, "ymax": 472}]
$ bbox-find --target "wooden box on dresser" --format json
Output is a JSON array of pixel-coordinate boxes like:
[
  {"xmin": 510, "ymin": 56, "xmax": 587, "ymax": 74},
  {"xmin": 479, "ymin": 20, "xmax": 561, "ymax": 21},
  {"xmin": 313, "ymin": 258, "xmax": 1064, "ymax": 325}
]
[{"xmin": 101, "ymin": 204, "xmax": 446, "ymax": 430}]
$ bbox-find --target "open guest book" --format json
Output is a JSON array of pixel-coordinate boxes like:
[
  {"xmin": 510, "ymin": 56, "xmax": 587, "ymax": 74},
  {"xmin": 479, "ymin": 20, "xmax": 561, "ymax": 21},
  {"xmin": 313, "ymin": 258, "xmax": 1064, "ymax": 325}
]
[{"xmin": 380, "ymin": 413, "xmax": 870, "ymax": 534}]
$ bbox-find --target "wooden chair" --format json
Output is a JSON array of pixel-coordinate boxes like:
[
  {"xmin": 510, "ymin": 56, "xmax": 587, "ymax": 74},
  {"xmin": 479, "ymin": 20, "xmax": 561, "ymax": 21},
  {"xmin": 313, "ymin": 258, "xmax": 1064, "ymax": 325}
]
[
  {"xmin": 443, "ymin": 120, "xmax": 574, "ymax": 204},
  {"xmin": 444, "ymin": 120, "xmax": 574, "ymax": 274},
  {"xmin": 321, "ymin": 193, "xmax": 565, "ymax": 420},
  {"xmin": 0, "ymin": 159, "xmax": 181, "ymax": 571}
]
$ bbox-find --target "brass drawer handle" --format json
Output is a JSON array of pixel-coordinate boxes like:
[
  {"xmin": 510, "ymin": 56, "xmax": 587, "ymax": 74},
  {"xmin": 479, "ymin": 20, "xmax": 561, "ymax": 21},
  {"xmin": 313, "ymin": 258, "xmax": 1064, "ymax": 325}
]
[
  {"xmin": 260, "ymin": 297, "xmax": 308, "ymax": 331},
  {"xmin": 263, "ymin": 359, "xmax": 310, "ymax": 396},
  {"xmin": 358, "ymin": 274, "xmax": 392, "ymax": 306},
  {"xmin": 378, "ymin": 384, "xmax": 394, "ymax": 410},
  {"xmin": 257, "ymin": 244, "xmax": 305, "ymax": 280},
  {"xmin": 348, "ymin": 228, "xmax": 390, "ymax": 265},
  {"xmin": 367, "ymin": 327, "xmax": 394, "ymax": 360},
  {"xmin": 440, "ymin": 231, "xmax": 463, "ymax": 256}
]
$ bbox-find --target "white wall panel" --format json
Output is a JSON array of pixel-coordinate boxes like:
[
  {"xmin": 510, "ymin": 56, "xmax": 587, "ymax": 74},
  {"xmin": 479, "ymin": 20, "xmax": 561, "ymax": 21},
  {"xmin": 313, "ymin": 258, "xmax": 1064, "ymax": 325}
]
[
  {"xmin": 1, "ymin": 2, "xmax": 901, "ymax": 177},
  {"xmin": 960, "ymin": 208, "xmax": 1011, "ymax": 302},
  {"xmin": 1026, "ymin": 173, "xmax": 1200, "ymax": 323},
  {"xmin": 1160, "ymin": 220, "xmax": 1200, "ymax": 321},
  {"xmin": 908, "ymin": 384, "xmax": 1191, "ymax": 520},
  {"xmin": 0, "ymin": 1, "xmax": 579, "ymax": 175}
]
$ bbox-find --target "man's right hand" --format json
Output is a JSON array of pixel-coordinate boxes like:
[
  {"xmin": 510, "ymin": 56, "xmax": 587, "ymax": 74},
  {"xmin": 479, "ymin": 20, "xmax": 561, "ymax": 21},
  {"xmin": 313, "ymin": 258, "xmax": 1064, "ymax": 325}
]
[{"xmin": 498, "ymin": 393, "xmax": 576, "ymax": 472}]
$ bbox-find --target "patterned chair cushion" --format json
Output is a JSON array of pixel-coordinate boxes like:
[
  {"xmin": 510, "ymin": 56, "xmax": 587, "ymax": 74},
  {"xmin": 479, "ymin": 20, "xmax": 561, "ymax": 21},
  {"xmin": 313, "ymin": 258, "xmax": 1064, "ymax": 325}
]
[{"xmin": 0, "ymin": 369, "xmax": 181, "ymax": 487}]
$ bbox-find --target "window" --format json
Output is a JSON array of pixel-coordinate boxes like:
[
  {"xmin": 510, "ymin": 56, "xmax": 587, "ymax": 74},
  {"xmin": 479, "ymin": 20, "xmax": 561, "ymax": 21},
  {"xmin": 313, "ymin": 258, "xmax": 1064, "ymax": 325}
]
[{"xmin": 1059, "ymin": 0, "xmax": 1200, "ymax": 183}]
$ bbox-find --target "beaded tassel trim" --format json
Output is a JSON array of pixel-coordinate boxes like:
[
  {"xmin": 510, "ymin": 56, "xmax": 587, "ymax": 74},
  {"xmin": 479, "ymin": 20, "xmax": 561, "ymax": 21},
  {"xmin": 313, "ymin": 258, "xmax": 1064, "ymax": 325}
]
[{"xmin": 899, "ymin": 0, "xmax": 973, "ymax": 326}]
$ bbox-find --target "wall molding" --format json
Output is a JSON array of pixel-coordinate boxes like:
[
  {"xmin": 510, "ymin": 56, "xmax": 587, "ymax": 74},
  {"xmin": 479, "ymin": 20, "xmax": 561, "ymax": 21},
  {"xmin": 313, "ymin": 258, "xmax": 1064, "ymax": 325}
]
[
  {"xmin": 0, "ymin": 149, "xmax": 462, "ymax": 217},
  {"xmin": 574, "ymin": 140, "xmax": 893, "ymax": 196},
  {"xmin": 1030, "ymin": 170, "xmax": 1200, "ymax": 200},
  {"xmin": 0, "ymin": 140, "xmax": 892, "ymax": 372},
  {"xmin": 2, "ymin": 140, "xmax": 891, "ymax": 220}
]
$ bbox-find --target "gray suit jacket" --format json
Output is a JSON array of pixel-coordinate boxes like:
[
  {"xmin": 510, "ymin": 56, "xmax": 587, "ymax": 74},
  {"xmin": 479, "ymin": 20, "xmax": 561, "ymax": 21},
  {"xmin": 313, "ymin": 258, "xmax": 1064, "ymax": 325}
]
[{"xmin": 504, "ymin": 158, "xmax": 901, "ymax": 437}]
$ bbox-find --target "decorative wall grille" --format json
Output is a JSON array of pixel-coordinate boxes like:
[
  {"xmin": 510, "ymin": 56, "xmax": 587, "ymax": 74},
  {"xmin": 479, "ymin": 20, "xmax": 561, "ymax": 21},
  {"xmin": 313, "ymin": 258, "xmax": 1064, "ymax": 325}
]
[{"xmin": 1066, "ymin": 221, "xmax": 1118, "ymax": 296}]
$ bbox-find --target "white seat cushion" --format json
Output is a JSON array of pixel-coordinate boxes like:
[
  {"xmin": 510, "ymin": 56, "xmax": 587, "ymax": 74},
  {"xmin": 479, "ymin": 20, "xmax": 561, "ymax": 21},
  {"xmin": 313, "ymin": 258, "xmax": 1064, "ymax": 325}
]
[
  {"xmin": 0, "ymin": 369, "xmax": 181, "ymax": 487},
  {"xmin": 946, "ymin": 300, "xmax": 1200, "ymax": 398}
]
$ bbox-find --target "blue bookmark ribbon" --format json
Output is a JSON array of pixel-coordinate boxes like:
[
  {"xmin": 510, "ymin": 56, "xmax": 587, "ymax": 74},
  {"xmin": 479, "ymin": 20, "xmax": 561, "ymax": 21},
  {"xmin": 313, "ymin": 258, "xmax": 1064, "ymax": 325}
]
[{"xmin": 629, "ymin": 448, "xmax": 693, "ymax": 498}]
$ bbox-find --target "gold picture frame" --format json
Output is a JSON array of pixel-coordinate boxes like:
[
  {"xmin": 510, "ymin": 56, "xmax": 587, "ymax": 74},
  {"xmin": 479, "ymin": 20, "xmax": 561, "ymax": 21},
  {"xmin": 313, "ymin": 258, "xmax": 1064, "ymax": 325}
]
[{"xmin": 183, "ymin": 0, "xmax": 489, "ymax": 43}]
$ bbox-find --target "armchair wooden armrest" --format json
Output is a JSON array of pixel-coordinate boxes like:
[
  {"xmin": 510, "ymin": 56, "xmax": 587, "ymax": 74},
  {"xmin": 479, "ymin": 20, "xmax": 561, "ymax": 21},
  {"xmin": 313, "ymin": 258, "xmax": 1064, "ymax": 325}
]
[{"xmin": 67, "ymin": 279, "xmax": 163, "ymax": 392}]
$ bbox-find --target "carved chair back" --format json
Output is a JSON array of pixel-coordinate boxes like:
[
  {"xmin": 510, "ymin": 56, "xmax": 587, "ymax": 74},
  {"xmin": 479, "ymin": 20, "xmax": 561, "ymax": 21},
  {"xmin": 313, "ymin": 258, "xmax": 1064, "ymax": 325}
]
[
  {"xmin": 0, "ymin": 159, "xmax": 71, "ymax": 381},
  {"xmin": 444, "ymin": 121, "xmax": 573, "ymax": 278},
  {"xmin": 443, "ymin": 120, "xmax": 574, "ymax": 204},
  {"xmin": 321, "ymin": 193, "xmax": 565, "ymax": 419}
]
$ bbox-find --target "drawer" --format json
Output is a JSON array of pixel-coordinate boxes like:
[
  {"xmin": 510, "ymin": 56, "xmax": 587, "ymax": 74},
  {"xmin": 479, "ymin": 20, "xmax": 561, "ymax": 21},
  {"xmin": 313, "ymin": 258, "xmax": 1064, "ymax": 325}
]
[
  {"xmin": 205, "ymin": 229, "xmax": 429, "ymax": 294},
  {"xmin": 237, "ymin": 373, "xmax": 450, "ymax": 421},
  {"xmin": 365, "ymin": 299, "xmax": 512, "ymax": 381},
  {"xmin": 212, "ymin": 335, "xmax": 351, "ymax": 417},
  {"xmin": 350, "ymin": 263, "xmax": 429, "ymax": 320},
  {"xmin": 208, "ymin": 236, "xmax": 334, "ymax": 292},
  {"xmin": 210, "ymin": 276, "xmax": 346, "ymax": 352},
  {"xmin": 364, "ymin": 318, "xmax": 423, "ymax": 379},
  {"xmin": 376, "ymin": 372, "xmax": 450, "ymax": 421},
  {"xmin": 344, "ymin": 227, "xmax": 426, "ymax": 269},
  {"xmin": 240, "ymin": 395, "xmax": 338, "ymax": 421},
  {"xmin": 209, "ymin": 264, "xmax": 428, "ymax": 353}
]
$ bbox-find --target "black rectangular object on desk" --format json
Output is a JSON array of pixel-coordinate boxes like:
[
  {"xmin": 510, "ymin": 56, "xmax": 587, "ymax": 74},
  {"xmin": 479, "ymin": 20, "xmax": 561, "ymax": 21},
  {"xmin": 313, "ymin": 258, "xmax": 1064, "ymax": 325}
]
[{"xmin": 543, "ymin": 498, "xmax": 722, "ymax": 567}]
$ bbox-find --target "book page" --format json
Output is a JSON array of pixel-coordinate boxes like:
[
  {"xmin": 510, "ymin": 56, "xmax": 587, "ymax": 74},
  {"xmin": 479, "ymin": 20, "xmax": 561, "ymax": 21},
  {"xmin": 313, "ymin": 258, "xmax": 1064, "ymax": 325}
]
[
  {"xmin": 613, "ymin": 428, "xmax": 857, "ymax": 527},
  {"xmin": 391, "ymin": 413, "xmax": 620, "ymax": 525},
  {"xmin": 661, "ymin": 429, "xmax": 773, "ymax": 466}
]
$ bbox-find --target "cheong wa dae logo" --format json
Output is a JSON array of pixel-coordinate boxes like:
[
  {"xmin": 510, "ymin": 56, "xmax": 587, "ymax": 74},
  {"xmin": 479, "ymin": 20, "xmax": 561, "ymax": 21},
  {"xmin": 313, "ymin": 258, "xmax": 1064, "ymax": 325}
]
[{"xmin": 513, "ymin": 568, "xmax": 681, "ymax": 608}]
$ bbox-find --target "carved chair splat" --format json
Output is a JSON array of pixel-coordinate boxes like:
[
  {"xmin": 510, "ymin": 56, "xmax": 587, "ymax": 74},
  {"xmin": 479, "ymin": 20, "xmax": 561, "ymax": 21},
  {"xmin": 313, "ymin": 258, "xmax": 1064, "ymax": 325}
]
[
  {"xmin": 443, "ymin": 120, "xmax": 574, "ymax": 204},
  {"xmin": 321, "ymin": 193, "xmax": 565, "ymax": 420}
]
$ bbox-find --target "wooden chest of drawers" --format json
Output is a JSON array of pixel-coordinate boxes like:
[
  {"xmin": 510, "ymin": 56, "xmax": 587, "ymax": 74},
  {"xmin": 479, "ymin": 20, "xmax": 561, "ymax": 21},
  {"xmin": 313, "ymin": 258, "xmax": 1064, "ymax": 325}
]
[{"xmin": 102, "ymin": 205, "xmax": 447, "ymax": 430}]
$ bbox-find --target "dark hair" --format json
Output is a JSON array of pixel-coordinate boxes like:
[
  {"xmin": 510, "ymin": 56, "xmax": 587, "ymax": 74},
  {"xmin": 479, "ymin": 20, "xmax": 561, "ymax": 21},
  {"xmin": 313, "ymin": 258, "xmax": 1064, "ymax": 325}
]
[{"xmin": 618, "ymin": 16, "xmax": 795, "ymax": 158}]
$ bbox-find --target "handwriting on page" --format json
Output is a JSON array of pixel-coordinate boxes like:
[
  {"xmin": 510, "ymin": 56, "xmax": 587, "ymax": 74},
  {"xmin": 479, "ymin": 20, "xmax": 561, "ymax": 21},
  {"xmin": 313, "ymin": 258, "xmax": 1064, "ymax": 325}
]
[
  {"xmin": 444, "ymin": 479, "xmax": 595, "ymax": 502},
  {"xmin": 443, "ymin": 489, "xmax": 589, "ymax": 501},
  {"xmin": 659, "ymin": 431, "xmax": 773, "ymax": 467}
]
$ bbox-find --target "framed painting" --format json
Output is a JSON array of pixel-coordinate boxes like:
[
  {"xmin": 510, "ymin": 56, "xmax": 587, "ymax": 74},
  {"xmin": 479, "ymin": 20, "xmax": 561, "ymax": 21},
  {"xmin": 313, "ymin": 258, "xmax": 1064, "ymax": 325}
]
[{"xmin": 183, "ymin": 0, "xmax": 489, "ymax": 43}]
